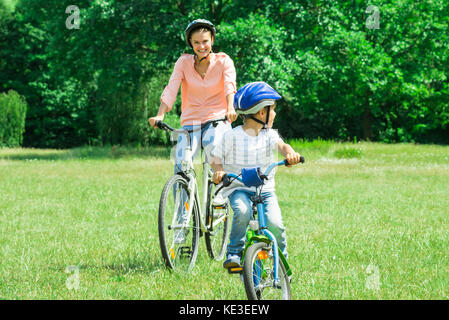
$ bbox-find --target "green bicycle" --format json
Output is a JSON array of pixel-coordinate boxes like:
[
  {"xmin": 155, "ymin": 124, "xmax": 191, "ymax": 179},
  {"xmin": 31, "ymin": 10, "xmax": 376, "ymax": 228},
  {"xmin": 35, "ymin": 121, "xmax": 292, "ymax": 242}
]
[{"xmin": 220, "ymin": 157, "xmax": 304, "ymax": 300}]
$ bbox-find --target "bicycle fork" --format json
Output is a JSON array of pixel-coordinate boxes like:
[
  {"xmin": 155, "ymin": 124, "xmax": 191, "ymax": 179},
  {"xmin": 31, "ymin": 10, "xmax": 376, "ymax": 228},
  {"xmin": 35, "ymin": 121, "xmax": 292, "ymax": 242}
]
[
  {"xmin": 254, "ymin": 201, "xmax": 281, "ymax": 288},
  {"xmin": 201, "ymin": 162, "xmax": 210, "ymax": 218}
]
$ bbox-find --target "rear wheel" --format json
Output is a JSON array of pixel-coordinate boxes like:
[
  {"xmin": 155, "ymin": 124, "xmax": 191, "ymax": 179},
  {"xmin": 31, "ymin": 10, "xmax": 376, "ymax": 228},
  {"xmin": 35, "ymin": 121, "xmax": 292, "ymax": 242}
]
[
  {"xmin": 158, "ymin": 174, "xmax": 200, "ymax": 272},
  {"xmin": 205, "ymin": 179, "xmax": 229, "ymax": 260}
]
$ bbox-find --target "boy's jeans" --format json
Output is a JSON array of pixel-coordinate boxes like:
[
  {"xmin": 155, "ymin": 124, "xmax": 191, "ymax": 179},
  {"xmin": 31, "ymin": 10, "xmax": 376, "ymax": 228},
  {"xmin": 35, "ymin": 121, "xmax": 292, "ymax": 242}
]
[{"xmin": 227, "ymin": 189, "xmax": 288, "ymax": 259}]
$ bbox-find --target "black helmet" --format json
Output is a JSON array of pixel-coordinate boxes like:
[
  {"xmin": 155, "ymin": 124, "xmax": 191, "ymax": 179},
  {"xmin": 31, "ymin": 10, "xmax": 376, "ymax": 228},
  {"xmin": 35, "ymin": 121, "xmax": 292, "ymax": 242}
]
[{"xmin": 184, "ymin": 19, "xmax": 216, "ymax": 47}]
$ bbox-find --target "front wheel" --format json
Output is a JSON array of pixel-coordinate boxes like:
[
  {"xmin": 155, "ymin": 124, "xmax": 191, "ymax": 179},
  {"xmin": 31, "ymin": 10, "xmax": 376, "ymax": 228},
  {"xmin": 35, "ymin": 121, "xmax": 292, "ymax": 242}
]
[
  {"xmin": 158, "ymin": 174, "xmax": 200, "ymax": 272},
  {"xmin": 242, "ymin": 242, "xmax": 291, "ymax": 300}
]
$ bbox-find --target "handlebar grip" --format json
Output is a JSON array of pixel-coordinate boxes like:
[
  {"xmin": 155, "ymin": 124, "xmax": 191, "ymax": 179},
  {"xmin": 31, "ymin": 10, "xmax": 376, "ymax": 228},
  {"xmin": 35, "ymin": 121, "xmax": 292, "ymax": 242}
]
[
  {"xmin": 155, "ymin": 120, "xmax": 163, "ymax": 129},
  {"xmin": 284, "ymin": 156, "xmax": 306, "ymax": 166},
  {"xmin": 221, "ymin": 174, "xmax": 232, "ymax": 187},
  {"xmin": 154, "ymin": 121, "xmax": 176, "ymax": 132},
  {"xmin": 213, "ymin": 174, "xmax": 232, "ymax": 197}
]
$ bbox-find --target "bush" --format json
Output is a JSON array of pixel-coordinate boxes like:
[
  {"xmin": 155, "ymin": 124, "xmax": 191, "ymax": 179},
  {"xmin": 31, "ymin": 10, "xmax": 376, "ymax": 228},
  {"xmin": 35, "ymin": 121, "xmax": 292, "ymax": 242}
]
[
  {"xmin": 334, "ymin": 146, "xmax": 362, "ymax": 159},
  {"xmin": 0, "ymin": 90, "xmax": 27, "ymax": 147}
]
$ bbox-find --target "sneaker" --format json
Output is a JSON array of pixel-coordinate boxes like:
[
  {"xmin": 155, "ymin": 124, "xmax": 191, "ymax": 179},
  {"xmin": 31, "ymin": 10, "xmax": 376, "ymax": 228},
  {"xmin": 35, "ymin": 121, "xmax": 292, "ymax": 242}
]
[
  {"xmin": 212, "ymin": 192, "xmax": 226, "ymax": 207},
  {"xmin": 223, "ymin": 254, "xmax": 241, "ymax": 270}
]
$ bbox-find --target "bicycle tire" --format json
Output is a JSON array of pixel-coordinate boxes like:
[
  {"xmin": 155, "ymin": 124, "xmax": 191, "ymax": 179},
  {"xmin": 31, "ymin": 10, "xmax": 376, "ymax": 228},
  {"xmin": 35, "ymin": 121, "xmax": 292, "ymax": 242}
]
[
  {"xmin": 204, "ymin": 179, "xmax": 229, "ymax": 260},
  {"xmin": 242, "ymin": 242, "xmax": 291, "ymax": 300},
  {"xmin": 158, "ymin": 174, "xmax": 200, "ymax": 272}
]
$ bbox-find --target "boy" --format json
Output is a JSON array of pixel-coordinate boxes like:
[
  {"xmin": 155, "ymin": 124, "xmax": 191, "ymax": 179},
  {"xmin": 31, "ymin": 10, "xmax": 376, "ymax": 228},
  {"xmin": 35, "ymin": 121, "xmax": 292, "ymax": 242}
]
[{"xmin": 210, "ymin": 81, "xmax": 302, "ymax": 270}]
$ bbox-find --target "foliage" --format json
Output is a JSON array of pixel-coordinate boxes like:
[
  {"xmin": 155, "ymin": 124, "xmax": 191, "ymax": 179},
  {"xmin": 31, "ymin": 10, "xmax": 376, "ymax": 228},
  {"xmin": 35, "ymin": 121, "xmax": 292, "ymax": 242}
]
[
  {"xmin": 0, "ymin": 90, "xmax": 27, "ymax": 147},
  {"xmin": 0, "ymin": 0, "xmax": 97, "ymax": 148},
  {"xmin": 1, "ymin": 0, "xmax": 448, "ymax": 147}
]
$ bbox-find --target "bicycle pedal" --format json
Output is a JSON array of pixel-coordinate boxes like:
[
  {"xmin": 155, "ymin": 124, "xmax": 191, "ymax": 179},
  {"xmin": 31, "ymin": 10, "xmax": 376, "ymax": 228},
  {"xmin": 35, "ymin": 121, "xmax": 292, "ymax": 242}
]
[
  {"xmin": 212, "ymin": 205, "xmax": 227, "ymax": 210},
  {"xmin": 227, "ymin": 267, "xmax": 243, "ymax": 274},
  {"xmin": 179, "ymin": 246, "xmax": 192, "ymax": 258}
]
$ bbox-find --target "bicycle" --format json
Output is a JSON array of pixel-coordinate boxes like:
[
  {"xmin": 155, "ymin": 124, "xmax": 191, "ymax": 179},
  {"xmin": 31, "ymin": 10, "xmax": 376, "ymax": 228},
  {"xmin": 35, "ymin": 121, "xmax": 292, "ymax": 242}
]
[
  {"xmin": 154, "ymin": 120, "xmax": 230, "ymax": 272},
  {"xmin": 219, "ymin": 157, "xmax": 305, "ymax": 300}
]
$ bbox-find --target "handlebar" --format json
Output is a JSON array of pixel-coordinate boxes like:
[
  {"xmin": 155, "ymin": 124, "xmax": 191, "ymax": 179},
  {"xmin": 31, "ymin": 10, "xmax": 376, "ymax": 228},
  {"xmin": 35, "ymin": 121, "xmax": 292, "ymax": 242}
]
[
  {"xmin": 154, "ymin": 120, "xmax": 191, "ymax": 147},
  {"xmin": 155, "ymin": 120, "xmax": 175, "ymax": 131},
  {"xmin": 153, "ymin": 120, "xmax": 306, "ymax": 188},
  {"xmin": 220, "ymin": 157, "xmax": 305, "ymax": 187},
  {"xmin": 153, "ymin": 119, "xmax": 229, "ymax": 147}
]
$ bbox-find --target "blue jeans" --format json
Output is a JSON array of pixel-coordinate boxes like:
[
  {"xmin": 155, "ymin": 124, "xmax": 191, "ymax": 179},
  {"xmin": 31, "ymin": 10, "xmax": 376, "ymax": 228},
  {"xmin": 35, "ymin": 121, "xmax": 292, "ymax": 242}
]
[
  {"xmin": 173, "ymin": 120, "xmax": 231, "ymax": 223},
  {"xmin": 227, "ymin": 190, "xmax": 288, "ymax": 259},
  {"xmin": 174, "ymin": 120, "xmax": 231, "ymax": 173}
]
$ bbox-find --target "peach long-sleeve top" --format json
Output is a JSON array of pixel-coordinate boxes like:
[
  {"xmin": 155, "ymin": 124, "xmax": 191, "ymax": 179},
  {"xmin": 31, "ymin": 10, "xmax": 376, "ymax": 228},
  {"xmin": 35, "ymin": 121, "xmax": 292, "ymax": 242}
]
[{"xmin": 160, "ymin": 52, "xmax": 237, "ymax": 126}]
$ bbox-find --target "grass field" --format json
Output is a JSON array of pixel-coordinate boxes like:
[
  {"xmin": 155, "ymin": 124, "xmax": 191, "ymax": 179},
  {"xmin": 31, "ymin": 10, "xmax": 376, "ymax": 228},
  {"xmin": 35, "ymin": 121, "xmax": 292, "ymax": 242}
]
[{"xmin": 0, "ymin": 141, "xmax": 448, "ymax": 299}]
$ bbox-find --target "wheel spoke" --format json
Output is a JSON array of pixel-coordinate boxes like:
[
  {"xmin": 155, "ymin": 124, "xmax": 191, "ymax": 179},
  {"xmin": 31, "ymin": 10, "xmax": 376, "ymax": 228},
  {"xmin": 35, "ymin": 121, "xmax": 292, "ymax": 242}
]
[
  {"xmin": 243, "ymin": 242, "xmax": 291, "ymax": 300},
  {"xmin": 158, "ymin": 175, "xmax": 199, "ymax": 272},
  {"xmin": 204, "ymin": 181, "xmax": 229, "ymax": 261}
]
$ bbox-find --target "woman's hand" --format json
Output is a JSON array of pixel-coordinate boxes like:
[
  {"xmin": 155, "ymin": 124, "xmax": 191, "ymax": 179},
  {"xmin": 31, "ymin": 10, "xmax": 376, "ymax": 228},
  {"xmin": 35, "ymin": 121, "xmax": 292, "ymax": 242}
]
[
  {"xmin": 149, "ymin": 115, "xmax": 164, "ymax": 128},
  {"xmin": 226, "ymin": 106, "xmax": 237, "ymax": 123},
  {"xmin": 149, "ymin": 102, "xmax": 169, "ymax": 128}
]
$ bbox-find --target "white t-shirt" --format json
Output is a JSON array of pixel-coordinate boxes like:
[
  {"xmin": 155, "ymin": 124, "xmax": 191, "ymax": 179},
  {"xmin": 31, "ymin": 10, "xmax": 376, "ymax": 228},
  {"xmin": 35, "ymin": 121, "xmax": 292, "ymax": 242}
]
[{"xmin": 211, "ymin": 126, "xmax": 283, "ymax": 197}]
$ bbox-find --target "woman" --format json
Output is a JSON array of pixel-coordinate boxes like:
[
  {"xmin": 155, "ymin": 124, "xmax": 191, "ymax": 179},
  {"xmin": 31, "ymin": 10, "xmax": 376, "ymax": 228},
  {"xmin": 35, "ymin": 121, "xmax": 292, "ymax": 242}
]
[{"xmin": 149, "ymin": 19, "xmax": 237, "ymax": 171}]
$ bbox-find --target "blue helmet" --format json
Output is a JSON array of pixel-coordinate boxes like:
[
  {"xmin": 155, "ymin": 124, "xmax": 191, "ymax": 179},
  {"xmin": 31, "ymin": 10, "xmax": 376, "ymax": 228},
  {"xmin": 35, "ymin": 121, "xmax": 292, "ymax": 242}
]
[{"xmin": 234, "ymin": 82, "xmax": 281, "ymax": 115}]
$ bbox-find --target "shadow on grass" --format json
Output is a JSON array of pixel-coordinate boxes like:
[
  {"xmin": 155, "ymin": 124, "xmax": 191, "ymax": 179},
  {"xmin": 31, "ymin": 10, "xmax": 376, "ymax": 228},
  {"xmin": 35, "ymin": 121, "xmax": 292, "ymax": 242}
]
[
  {"xmin": 0, "ymin": 146, "xmax": 172, "ymax": 161},
  {"xmin": 94, "ymin": 259, "xmax": 167, "ymax": 276},
  {"xmin": 57, "ymin": 257, "xmax": 167, "ymax": 276}
]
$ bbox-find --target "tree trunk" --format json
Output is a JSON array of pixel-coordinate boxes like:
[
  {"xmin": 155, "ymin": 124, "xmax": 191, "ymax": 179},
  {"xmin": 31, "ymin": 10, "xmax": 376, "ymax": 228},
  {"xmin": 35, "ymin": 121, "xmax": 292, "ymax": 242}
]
[{"xmin": 362, "ymin": 89, "xmax": 373, "ymax": 140}]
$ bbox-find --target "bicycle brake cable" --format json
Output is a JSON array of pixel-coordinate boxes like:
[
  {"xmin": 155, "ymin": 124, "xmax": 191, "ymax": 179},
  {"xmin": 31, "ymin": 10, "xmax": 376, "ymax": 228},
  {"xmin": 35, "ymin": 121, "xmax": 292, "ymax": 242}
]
[{"xmin": 214, "ymin": 174, "xmax": 241, "ymax": 196}]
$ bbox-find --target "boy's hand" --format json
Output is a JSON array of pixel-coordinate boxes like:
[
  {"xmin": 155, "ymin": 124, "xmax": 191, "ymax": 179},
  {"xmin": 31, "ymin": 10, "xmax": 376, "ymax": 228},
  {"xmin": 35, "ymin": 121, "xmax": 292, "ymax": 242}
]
[
  {"xmin": 285, "ymin": 152, "xmax": 302, "ymax": 167},
  {"xmin": 213, "ymin": 170, "xmax": 226, "ymax": 184}
]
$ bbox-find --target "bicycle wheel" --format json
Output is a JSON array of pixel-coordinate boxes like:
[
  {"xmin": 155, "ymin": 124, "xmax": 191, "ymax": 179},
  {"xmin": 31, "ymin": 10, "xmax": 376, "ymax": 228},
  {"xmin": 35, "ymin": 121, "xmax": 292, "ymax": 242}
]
[
  {"xmin": 158, "ymin": 174, "xmax": 200, "ymax": 272},
  {"xmin": 204, "ymin": 179, "xmax": 229, "ymax": 260},
  {"xmin": 242, "ymin": 242, "xmax": 291, "ymax": 300}
]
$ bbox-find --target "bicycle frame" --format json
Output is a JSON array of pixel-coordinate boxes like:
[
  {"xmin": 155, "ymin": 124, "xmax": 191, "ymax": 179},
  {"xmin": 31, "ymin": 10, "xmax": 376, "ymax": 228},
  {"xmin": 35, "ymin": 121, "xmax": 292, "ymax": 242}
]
[
  {"xmin": 224, "ymin": 160, "xmax": 293, "ymax": 284},
  {"xmin": 156, "ymin": 121, "xmax": 226, "ymax": 234},
  {"xmin": 183, "ymin": 148, "xmax": 230, "ymax": 236}
]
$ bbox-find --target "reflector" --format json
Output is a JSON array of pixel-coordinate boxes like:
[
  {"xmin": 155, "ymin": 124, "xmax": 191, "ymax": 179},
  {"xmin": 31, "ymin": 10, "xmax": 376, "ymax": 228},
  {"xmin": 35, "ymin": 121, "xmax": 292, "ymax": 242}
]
[{"xmin": 257, "ymin": 250, "xmax": 268, "ymax": 260}]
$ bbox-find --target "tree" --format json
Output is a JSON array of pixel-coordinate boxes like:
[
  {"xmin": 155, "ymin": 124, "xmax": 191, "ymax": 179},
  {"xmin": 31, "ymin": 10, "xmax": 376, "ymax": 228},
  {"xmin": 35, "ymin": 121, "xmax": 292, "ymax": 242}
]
[{"xmin": 1, "ymin": 0, "xmax": 448, "ymax": 147}]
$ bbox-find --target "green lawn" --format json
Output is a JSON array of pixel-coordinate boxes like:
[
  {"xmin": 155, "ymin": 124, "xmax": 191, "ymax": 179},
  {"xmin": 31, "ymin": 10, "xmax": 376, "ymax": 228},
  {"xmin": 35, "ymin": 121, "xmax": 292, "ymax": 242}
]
[{"xmin": 0, "ymin": 142, "xmax": 448, "ymax": 299}]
